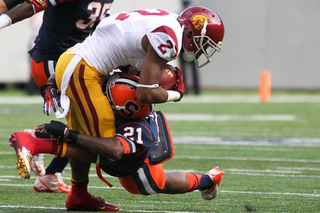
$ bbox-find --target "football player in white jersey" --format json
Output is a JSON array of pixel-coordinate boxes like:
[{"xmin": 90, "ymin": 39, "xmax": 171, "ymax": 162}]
[{"xmin": 38, "ymin": 5, "xmax": 224, "ymax": 211}]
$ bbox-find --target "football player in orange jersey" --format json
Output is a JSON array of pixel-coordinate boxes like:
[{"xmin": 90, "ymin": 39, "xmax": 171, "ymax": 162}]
[{"xmin": 10, "ymin": 74, "xmax": 223, "ymax": 211}]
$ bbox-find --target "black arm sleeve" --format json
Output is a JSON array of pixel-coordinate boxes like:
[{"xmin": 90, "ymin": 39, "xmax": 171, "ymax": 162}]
[{"xmin": 3, "ymin": 0, "xmax": 23, "ymax": 10}]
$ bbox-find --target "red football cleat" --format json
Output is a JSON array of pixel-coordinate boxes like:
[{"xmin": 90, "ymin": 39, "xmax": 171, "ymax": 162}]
[
  {"xmin": 92, "ymin": 195, "xmax": 119, "ymax": 212},
  {"xmin": 9, "ymin": 132, "xmax": 38, "ymax": 179},
  {"xmin": 66, "ymin": 192, "xmax": 119, "ymax": 211},
  {"xmin": 201, "ymin": 167, "xmax": 224, "ymax": 200}
]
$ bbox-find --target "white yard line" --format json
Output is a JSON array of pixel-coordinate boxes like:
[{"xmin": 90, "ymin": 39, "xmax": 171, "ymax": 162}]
[
  {"xmin": 180, "ymin": 95, "xmax": 320, "ymax": 103},
  {"xmin": 0, "ymin": 96, "xmax": 43, "ymax": 104},
  {"xmin": 165, "ymin": 114, "xmax": 296, "ymax": 121},
  {"xmin": 1, "ymin": 94, "xmax": 320, "ymax": 104},
  {"xmin": 2, "ymin": 136, "xmax": 320, "ymax": 147},
  {"xmin": 173, "ymin": 137, "xmax": 320, "ymax": 146},
  {"xmin": 0, "ymin": 183, "xmax": 318, "ymax": 197},
  {"xmin": 173, "ymin": 156, "xmax": 320, "ymax": 163}
]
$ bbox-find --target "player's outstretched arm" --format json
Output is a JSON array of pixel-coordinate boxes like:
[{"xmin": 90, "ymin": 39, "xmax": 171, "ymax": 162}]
[
  {"xmin": 0, "ymin": 2, "xmax": 34, "ymax": 30},
  {"xmin": 0, "ymin": 0, "xmax": 22, "ymax": 14},
  {"xmin": 7, "ymin": 2, "xmax": 33, "ymax": 23},
  {"xmin": 37, "ymin": 121, "xmax": 124, "ymax": 162}
]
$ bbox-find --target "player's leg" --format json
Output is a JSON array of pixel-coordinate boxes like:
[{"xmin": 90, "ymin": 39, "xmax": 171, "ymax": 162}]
[
  {"xmin": 30, "ymin": 58, "xmax": 71, "ymax": 192},
  {"xmin": 55, "ymin": 54, "xmax": 117, "ymax": 211},
  {"xmin": 117, "ymin": 156, "xmax": 223, "ymax": 200},
  {"xmin": 22, "ymin": 129, "xmax": 70, "ymax": 193},
  {"xmin": 161, "ymin": 167, "xmax": 224, "ymax": 200},
  {"xmin": 118, "ymin": 158, "xmax": 166, "ymax": 195}
]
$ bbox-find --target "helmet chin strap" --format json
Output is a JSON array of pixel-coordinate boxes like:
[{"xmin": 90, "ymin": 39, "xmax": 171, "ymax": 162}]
[
  {"xmin": 115, "ymin": 105, "xmax": 126, "ymax": 110},
  {"xmin": 201, "ymin": 21, "xmax": 208, "ymax": 36},
  {"xmin": 199, "ymin": 21, "xmax": 208, "ymax": 52}
]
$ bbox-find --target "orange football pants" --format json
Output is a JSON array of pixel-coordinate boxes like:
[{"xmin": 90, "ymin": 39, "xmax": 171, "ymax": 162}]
[
  {"xmin": 30, "ymin": 58, "xmax": 56, "ymax": 87},
  {"xmin": 118, "ymin": 158, "xmax": 166, "ymax": 195}
]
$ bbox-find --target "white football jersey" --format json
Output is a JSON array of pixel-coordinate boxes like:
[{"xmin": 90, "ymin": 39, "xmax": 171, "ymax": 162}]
[{"xmin": 69, "ymin": 9, "xmax": 183, "ymax": 75}]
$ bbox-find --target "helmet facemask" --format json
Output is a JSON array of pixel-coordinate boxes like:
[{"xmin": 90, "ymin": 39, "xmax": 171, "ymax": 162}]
[
  {"xmin": 102, "ymin": 74, "xmax": 153, "ymax": 120},
  {"xmin": 178, "ymin": 6, "xmax": 224, "ymax": 68},
  {"xmin": 193, "ymin": 21, "xmax": 223, "ymax": 68},
  {"xmin": 103, "ymin": 74, "xmax": 125, "ymax": 115}
]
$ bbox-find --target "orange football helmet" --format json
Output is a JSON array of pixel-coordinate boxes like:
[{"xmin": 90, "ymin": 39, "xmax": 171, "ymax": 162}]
[
  {"xmin": 178, "ymin": 6, "xmax": 224, "ymax": 68},
  {"xmin": 103, "ymin": 74, "xmax": 154, "ymax": 120}
]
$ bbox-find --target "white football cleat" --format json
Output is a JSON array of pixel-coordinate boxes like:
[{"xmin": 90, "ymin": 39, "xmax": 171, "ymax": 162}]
[
  {"xmin": 17, "ymin": 147, "xmax": 32, "ymax": 179},
  {"xmin": 34, "ymin": 172, "xmax": 71, "ymax": 193},
  {"xmin": 22, "ymin": 129, "xmax": 46, "ymax": 176},
  {"xmin": 30, "ymin": 154, "xmax": 46, "ymax": 176},
  {"xmin": 201, "ymin": 167, "xmax": 224, "ymax": 200}
]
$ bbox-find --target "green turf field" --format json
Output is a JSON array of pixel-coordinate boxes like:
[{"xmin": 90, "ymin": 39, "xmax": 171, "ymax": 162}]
[{"xmin": 0, "ymin": 92, "xmax": 319, "ymax": 212}]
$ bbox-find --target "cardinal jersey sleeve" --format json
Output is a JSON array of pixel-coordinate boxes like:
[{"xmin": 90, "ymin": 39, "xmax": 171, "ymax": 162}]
[{"xmin": 147, "ymin": 24, "xmax": 181, "ymax": 61}]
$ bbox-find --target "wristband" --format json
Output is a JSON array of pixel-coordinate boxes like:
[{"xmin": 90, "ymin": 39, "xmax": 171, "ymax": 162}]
[
  {"xmin": 0, "ymin": 14, "xmax": 12, "ymax": 29},
  {"xmin": 167, "ymin": 90, "xmax": 182, "ymax": 102},
  {"xmin": 68, "ymin": 130, "xmax": 80, "ymax": 143}
]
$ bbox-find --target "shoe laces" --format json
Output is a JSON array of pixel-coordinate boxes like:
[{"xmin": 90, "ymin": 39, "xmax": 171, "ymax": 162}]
[
  {"xmin": 22, "ymin": 129, "xmax": 37, "ymax": 138},
  {"xmin": 55, "ymin": 172, "xmax": 66, "ymax": 185},
  {"xmin": 33, "ymin": 154, "xmax": 44, "ymax": 164}
]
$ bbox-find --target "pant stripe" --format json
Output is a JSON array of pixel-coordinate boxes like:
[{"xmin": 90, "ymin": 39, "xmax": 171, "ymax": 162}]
[
  {"xmin": 78, "ymin": 64, "xmax": 101, "ymax": 137},
  {"xmin": 137, "ymin": 167, "xmax": 157, "ymax": 195},
  {"xmin": 69, "ymin": 66, "xmax": 93, "ymax": 136},
  {"xmin": 133, "ymin": 163, "xmax": 160, "ymax": 195},
  {"xmin": 48, "ymin": 60, "xmax": 55, "ymax": 76},
  {"xmin": 43, "ymin": 60, "xmax": 56, "ymax": 79}
]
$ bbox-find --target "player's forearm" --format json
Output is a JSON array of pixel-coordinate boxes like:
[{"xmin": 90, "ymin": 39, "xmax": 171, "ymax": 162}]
[
  {"xmin": 6, "ymin": 2, "xmax": 34, "ymax": 24},
  {"xmin": 1, "ymin": 0, "xmax": 26, "ymax": 13},
  {"xmin": 68, "ymin": 131, "xmax": 124, "ymax": 161},
  {"xmin": 0, "ymin": 2, "xmax": 34, "ymax": 29}
]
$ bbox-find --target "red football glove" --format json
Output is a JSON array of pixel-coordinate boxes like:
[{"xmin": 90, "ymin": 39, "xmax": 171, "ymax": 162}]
[
  {"xmin": 40, "ymin": 83, "xmax": 61, "ymax": 116},
  {"xmin": 174, "ymin": 67, "xmax": 184, "ymax": 101}
]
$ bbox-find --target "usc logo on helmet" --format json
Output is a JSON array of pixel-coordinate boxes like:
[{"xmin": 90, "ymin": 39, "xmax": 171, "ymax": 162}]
[{"xmin": 190, "ymin": 13, "xmax": 209, "ymax": 30}]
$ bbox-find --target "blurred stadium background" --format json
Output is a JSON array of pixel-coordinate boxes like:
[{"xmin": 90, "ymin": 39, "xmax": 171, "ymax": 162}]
[{"xmin": 1, "ymin": 0, "xmax": 320, "ymax": 93}]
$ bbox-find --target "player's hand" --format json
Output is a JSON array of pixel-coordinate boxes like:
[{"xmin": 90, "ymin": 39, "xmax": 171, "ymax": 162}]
[
  {"xmin": 40, "ymin": 83, "xmax": 61, "ymax": 116},
  {"xmin": 174, "ymin": 67, "xmax": 184, "ymax": 101},
  {"xmin": 44, "ymin": 120, "xmax": 67, "ymax": 140}
]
